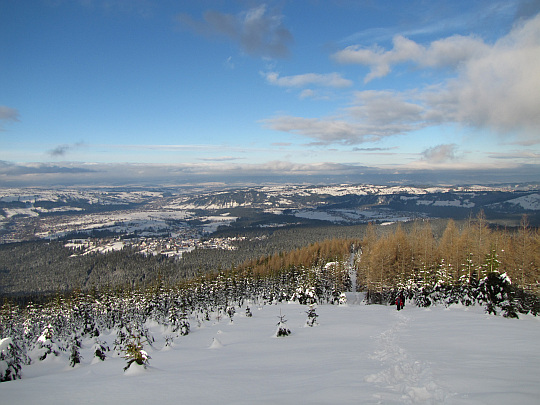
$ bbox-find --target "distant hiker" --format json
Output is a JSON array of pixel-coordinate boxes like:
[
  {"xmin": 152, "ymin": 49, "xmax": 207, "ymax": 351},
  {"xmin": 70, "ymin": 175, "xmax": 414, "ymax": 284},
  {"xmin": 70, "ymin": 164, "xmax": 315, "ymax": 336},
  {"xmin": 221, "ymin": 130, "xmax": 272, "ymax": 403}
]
[{"xmin": 396, "ymin": 293, "xmax": 404, "ymax": 311}]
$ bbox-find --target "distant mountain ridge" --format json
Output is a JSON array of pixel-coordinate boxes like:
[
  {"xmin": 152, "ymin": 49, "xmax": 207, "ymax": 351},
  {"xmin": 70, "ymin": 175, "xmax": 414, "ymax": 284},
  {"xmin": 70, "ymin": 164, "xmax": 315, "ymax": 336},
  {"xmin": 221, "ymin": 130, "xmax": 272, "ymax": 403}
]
[{"xmin": 1, "ymin": 183, "xmax": 539, "ymax": 243}]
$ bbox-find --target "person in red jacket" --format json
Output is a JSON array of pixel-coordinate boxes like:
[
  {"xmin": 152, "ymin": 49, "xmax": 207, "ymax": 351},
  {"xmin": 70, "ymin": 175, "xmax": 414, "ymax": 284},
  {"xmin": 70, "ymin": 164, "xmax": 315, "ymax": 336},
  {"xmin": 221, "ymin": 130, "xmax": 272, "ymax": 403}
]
[{"xmin": 396, "ymin": 293, "xmax": 405, "ymax": 310}]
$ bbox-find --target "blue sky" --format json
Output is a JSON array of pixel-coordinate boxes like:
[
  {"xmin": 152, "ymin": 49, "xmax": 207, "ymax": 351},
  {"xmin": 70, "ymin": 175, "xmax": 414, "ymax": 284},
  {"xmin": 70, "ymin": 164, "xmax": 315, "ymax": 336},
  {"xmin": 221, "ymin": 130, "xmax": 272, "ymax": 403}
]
[{"xmin": 1, "ymin": 0, "xmax": 539, "ymax": 186}]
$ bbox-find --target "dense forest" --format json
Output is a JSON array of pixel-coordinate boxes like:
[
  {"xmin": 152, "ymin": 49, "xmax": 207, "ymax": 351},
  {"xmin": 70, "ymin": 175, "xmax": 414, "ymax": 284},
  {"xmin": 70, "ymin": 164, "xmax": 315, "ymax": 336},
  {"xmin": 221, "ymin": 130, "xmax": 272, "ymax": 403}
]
[{"xmin": 0, "ymin": 222, "xmax": 384, "ymax": 298}]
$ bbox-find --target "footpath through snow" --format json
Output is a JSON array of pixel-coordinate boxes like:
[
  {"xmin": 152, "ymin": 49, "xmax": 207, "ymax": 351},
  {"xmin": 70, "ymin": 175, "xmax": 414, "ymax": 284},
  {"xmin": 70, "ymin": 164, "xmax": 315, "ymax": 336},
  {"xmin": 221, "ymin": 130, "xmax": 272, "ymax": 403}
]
[
  {"xmin": 365, "ymin": 310, "xmax": 449, "ymax": 403},
  {"xmin": 1, "ymin": 299, "xmax": 539, "ymax": 405}
]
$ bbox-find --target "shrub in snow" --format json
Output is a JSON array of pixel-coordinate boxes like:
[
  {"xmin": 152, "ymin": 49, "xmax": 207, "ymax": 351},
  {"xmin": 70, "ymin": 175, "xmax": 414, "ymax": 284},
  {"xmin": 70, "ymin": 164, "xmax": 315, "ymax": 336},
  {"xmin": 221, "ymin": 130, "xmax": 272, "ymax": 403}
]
[
  {"xmin": 338, "ymin": 293, "xmax": 347, "ymax": 305},
  {"xmin": 169, "ymin": 306, "xmax": 190, "ymax": 336},
  {"xmin": 69, "ymin": 338, "xmax": 82, "ymax": 367},
  {"xmin": 114, "ymin": 329, "xmax": 128, "ymax": 355},
  {"xmin": 178, "ymin": 311, "xmax": 190, "ymax": 336},
  {"xmin": 513, "ymin": 288, "xmax": 540, "ymax": 316},
  {"xmin": 122, "ymin": 334, "xmax": 151, "ymax": 371},
  {"xmin": 276, "ymin": 311, "xmax": 291, "ymax": 337},
  {"xmin": 294, "ymin": 286, "xmax": 317, "ymax": 305},
  {"xmin": 0, "ymin": 337, "xmax": 23, "ymax": 382},
  {"xmin": 245, "ymin": 306, "xmax": 253, "ymax": 317},
  {"xmin": 478, "ymin": 272, "xmax": 517, "ymax": 317},
  {"xmin": 457, "ymin": 275, "xmax": 479, "ymax": 307},
  {"xmin": 92, "ymin": 339, "xmax": 109, "ymax": 361},
  {"xmin": 226, "ymin": 306, "xmax": 236, "ymax": 322},
  {"xmin": 306, "ymin": 304, "xmax": 319, "ymax": 327},
  {"xmin": 163, "ymin": 335, "xmax": 174, "ymax": 348}
]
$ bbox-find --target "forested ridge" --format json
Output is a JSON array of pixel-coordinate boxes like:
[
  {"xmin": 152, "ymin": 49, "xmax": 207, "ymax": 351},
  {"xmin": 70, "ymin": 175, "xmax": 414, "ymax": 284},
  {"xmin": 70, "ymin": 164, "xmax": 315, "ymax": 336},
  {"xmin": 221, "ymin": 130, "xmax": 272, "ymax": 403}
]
[{"xmin": 0, "ymin": 223, "xmax": 382, "ymax": 298}]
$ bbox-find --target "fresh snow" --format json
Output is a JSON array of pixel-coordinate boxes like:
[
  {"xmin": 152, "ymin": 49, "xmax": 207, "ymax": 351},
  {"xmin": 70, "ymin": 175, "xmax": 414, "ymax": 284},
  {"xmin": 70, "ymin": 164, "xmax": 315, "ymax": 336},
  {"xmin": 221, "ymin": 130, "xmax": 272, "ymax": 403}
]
[
  {"xmin": 1, "ymin": 301, "xmax": 539, "ymax": 404},
  {"xmin": 504, "ymin": 193, "xmax": 540, "ymax": 210},
  {"xmin": 292, "ymin": 208, "xmax": 418, "ymax": 224}
]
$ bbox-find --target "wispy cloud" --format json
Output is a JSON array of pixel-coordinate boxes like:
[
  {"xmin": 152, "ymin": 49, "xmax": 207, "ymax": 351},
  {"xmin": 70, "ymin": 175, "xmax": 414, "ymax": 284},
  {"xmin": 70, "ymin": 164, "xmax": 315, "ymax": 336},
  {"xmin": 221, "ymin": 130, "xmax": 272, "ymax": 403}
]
[
  {"xmin": 261, "ymin": 90, "xmax": 431, "ymax": 145},
  {"xmin": 47, "ymin": 142, "xmax": 85, "ymax": 157},
  {"xmin": 353, "ymin": 147, "xmax": 398, "ymax": 152},
  {"xmin": 198, "ymin": 156, "xmax": 243, "ymax": 162},
  {"xmin": 333, "ymin": 34, "xmax": 489, "ymax": 82},
  {"xmin": 0, "ymin": 106, "xmax": 20, "ymax": 130},
  {"xmin": 177, "ymin": 4, "xmax": 293, "ymax": 59},
  {"xmin": 421, "ymin": 144, "xmax": 458, "ymax": 163},
  {"xmin": 487, "ymin": 150, "xmax": 540, "ymax": 160},
  {"xmin": 263, "ymin": 71, "xmax": 352, "ymax": 88},
  {"xmin": 2, "ymin": 160, "xmax": 539, "ymax": 187},
  {"xmin": 0, "ymin": 161, "xmax": 97, "ymax": 176},
  {"xmin": 261, "ymin": 115, "xmax": 384, "ymax": 145}
]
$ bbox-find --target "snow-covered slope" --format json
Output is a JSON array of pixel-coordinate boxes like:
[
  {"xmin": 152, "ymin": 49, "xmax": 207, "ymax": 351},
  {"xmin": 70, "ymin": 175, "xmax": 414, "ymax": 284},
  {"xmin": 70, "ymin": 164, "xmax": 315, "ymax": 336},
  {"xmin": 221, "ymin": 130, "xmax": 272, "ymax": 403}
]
[
  {"xmin": 498, "ymin": 193, "xmax": 540, "ymax": 210},
  {"xmin": 2, "ymin": 301, "xmax": 538, "ymax": 404}
]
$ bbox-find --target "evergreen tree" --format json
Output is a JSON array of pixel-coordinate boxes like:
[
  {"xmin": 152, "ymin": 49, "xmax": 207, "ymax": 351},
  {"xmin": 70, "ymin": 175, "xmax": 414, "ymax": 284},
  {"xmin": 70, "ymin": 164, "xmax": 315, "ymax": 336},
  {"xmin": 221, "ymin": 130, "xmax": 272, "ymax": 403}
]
[
  {"xmin": 0, "ymin": 338, "xmax": 23, "ymax": 382},
  {"xmin": 245, "ymin": 306, "xmax": 253, "ymax": 317},
  {"xmin": 69, "ymin": 337, "xmax": 82, "ymax": 367},
  {"xmin": 305, "ymin": 304, "xmax": 319, "ymax": 327},
  {"xmin": 122, "ymin": 334, "xmax": 151, "ymax": 371},
  {"xmin": 92, "ymin": 338, "xmax": 108, "ymax": 361},
  {"xmin": 276, "ymin": 310, "xmax": 291, "ymax": 337},
  {"xmin": 35, "ymin": 324, "xmax": 61, "ymax": 362},
  {"xmin": 179, "ymin": 309, "xmax": 190, "ymax": 336}
]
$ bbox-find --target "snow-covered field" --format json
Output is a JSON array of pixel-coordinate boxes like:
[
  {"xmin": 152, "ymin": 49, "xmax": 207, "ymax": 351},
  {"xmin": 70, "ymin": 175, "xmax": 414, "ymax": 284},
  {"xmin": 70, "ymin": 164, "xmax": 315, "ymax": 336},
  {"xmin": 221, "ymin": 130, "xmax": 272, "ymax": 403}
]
[
  {"xmin": 2, "ymin": 298, "xmax": 539, "ymax": 404},
  {"xmin": 292, "ymin": 208, "xmax": 419, "ymax": 224}
]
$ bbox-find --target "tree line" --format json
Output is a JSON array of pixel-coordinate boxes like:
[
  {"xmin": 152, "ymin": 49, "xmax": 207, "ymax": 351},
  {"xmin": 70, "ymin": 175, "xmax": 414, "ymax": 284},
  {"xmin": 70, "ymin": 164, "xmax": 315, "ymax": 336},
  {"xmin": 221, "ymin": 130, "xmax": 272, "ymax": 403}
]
[{"xmin": 357, "ymin": 214, "xmax": 539, "ymax": 294}]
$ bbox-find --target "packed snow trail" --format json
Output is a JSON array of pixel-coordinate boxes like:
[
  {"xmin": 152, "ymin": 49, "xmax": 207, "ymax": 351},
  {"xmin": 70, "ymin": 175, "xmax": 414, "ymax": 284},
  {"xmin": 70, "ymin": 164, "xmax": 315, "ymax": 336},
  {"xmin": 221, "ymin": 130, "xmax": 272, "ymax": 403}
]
[{"xmin": 365, "ymin": 309, "xmax": 451, "ymax": 404}]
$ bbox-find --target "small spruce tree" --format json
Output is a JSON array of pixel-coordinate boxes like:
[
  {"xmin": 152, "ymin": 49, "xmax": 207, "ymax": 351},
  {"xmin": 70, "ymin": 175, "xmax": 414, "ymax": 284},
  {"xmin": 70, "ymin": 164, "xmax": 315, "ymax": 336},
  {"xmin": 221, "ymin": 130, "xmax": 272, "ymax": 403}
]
[
  {"xmin": 35, "ymin": 324, "xmax": 60, "ymax": 361},
  {"xmin": 122, "ymin": 334, "xmax": 151, "ymax": 371},
  {"xmin": 226, "ymin": 306, "xmax": 236, "ymax": 323},
  {"xmin": 0, "ymin": 338, "xmax": 23, "ymax": 382},
  {"xmin": 276, "ymin": 310, "xmax": 291, "ymax": 337},
  {"xmin": 305, "ymin": 304, "xmax": 319, "ymax": 327},
  {"xmin": 92, "ymin": 338, "xmax": 109, "ymax": 361},
  {"xmin": 245, "ymin": 306, "xmax": 253, "ymax": 317},
  {"xmin": 179, "ymin": 310, "xmax": 190, "ymax": 336},
  {"xmin": 69, "ymin": 338, "xmax": 82, "ymax": 367}
]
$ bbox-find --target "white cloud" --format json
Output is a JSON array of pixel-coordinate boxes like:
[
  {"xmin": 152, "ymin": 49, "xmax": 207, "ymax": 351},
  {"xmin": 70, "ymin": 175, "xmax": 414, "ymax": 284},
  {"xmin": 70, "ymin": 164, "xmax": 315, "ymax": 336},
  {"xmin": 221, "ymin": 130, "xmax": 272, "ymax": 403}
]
[
  {"xmin": 261, "ymin": 115, "xmax": 383, "ymax": 145},
  {"xmin": 263, "ymin": 71, "xmax": 352, "ymax": 88},
  {"xmin": 348, "ymin": 91, "xmax": 426, "ymax": 127},
  {"xmin": 333, "ymin": 34, "xmax": 488, "ymax": 83},
  {"xmin": 198, "ymin": 156, "xmax": 242, "ymax": 162},
  {"xmin": 262, "ymin": 90, "xmax": 432, "ymax": 145},
  {"xmin": 487, "ymin": 150, "xmax": 540, "ymax": 160},
  {"xmin": 438, "ymin": 14, "xmax": 540, "ymax": 143},
  {"xmin": 299, "ymin": 89, "xmax": 316, "ymax": 99},
  {"xmin": 421, "ymin": 144, "xmax": 458, "ymax": 163},
  {"xmin": 308, "ymin": 13, "xmax": 540, "ymax": 145}
]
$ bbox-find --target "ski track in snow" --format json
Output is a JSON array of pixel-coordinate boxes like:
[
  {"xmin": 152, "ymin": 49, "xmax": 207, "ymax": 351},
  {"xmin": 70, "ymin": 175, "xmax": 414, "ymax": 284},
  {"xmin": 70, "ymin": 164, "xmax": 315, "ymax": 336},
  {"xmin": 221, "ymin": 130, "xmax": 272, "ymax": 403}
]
[{"xmin": 366, "ymin": 310, "xmax": 451, "ymax": 404}]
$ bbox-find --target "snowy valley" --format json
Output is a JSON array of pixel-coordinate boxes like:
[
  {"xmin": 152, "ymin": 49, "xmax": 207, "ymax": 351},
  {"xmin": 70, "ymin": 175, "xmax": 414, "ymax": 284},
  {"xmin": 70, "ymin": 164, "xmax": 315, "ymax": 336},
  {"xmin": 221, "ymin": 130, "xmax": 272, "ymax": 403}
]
[{"xmin": 1, "ymin": 183, "xmax": 539, "ymax": 244}]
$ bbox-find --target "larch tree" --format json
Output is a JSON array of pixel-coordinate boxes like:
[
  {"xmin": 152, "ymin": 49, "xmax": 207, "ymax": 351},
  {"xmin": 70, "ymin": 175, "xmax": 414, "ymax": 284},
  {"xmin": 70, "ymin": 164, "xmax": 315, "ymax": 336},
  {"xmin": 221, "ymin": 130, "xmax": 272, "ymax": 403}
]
[
  {"xmin": 410, "ymin": 220, "xmax": 437, "ymax": 288},
  {"xmin": 437, "ymin": 219, "xmax": 463, "ymax": 284}
]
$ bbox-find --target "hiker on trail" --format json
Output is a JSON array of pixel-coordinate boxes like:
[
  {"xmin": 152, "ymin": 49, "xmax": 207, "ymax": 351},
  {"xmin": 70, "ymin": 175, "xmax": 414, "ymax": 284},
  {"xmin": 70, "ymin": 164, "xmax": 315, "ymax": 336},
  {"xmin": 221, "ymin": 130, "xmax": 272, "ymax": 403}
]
[{"xmin": 396, "ymin": 293, "xmax": 405, "ymax": 310}]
